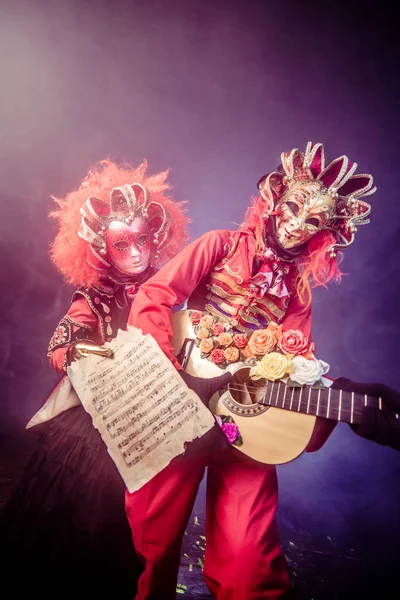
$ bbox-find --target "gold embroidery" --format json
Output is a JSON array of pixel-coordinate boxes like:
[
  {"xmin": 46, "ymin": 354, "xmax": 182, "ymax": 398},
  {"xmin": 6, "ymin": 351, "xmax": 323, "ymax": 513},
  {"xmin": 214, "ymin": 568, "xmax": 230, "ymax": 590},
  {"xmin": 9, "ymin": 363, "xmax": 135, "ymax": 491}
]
[
  {"xmin": 236, "ymin": 311, "xmax": 263, "ymax": 328},
  {"xmin": 250, "ymin": 300, "xmax": 285, "ymax": 320},
  {"xmin": 209, "ymin": 272, "xmax": 248, "ymax": 295},
  {"xmin": 223, "ymin": 264, "xmax": 243, "ymax": 284}
]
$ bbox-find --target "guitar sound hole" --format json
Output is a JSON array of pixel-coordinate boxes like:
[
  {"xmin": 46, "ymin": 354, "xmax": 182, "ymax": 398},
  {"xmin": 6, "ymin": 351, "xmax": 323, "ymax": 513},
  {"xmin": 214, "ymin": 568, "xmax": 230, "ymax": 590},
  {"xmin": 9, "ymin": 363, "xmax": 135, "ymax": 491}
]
[{"xmin": 229, "ymin": 367, "xmax": 266, "ymax": 406}]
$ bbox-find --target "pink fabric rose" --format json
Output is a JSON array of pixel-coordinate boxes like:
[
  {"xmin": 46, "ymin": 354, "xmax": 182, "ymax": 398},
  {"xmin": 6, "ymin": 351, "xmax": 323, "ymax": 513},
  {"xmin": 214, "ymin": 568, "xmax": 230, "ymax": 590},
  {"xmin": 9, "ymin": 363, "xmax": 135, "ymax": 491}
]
[
  {"xmin": 210, "ymin": 348, "xmax": 226, "ymax": 365},
  {"xmin": 222, "ymin": 422, "xmax": 239, "ymax": 443},
  {"xmin": 233, "ymin": 333, "xmax": 248, "ymax": 349},
  {"xmin": 212, "ymin": 322, "xmax": 225, "ymax": 336},
  {"xmin": 278, "ymin": 329, "xmax": 309, "ymax": 356},
  {"xmin": 190, "ymin": 310, "xmax": 203, "ymax": 325}
]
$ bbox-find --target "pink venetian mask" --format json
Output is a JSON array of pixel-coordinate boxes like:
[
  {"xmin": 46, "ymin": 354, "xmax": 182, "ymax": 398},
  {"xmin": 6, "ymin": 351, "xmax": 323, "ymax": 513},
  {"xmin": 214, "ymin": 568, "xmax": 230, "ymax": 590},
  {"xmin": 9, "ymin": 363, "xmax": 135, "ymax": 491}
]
[{"xmin": 105, "ymin": 217, "xmax": 151, "ymax": 276}]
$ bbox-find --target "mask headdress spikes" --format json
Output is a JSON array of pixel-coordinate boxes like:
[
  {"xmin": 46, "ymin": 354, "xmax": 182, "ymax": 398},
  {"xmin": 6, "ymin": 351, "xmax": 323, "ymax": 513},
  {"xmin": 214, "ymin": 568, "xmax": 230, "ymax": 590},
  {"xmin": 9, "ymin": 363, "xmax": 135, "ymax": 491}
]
[
  {"xmin": 78, "ymin": 183, "xmax": 173, "ymax": 272},
  {"xmin": 258, "ymin": 142, "xmax": 376, "ymax": 257}
]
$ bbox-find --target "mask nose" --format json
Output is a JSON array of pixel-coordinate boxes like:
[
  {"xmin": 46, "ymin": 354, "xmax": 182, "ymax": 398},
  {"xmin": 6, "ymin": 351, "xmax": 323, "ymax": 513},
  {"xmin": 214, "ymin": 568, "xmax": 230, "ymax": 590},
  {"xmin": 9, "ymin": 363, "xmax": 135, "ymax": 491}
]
[
  {"xmin": 130, "ymin": 244, "xmax": 140, "ymax": 258},
  {"xmin": 288, "ymin": 216, "xmax": 305, "ymax": 231}
]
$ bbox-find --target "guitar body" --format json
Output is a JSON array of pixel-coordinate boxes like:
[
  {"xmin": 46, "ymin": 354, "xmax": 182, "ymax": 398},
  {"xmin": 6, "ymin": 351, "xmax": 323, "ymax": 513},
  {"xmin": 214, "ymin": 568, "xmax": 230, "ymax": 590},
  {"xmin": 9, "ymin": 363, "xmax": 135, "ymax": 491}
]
[
  {"xmin": 214, "ymin": 393, "xmax": 316, "ymax": 465},
  {"xmin": 172, "ymin": 310, "xmax": 317, "ymax": 464}
]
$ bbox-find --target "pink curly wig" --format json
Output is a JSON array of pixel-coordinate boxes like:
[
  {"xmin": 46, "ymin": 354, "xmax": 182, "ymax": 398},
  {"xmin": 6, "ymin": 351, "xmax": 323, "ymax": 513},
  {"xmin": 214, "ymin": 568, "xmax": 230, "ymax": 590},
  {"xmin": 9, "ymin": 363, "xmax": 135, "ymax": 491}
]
[
  {"xmin": 242, "ymin": 196, "xmax": 342, "ymax": 306},
  {"xmin": 50, "ymin": 159, "xmax": 190, "ymax": 288}
]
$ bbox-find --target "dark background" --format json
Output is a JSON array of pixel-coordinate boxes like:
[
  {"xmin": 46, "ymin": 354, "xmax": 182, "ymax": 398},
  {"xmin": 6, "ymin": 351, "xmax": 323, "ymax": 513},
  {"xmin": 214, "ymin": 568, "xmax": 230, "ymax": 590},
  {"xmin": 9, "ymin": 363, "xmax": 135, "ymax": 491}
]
[{"xmin": 1, "ymin": 1, "xmax": 399, "ymax": 598}]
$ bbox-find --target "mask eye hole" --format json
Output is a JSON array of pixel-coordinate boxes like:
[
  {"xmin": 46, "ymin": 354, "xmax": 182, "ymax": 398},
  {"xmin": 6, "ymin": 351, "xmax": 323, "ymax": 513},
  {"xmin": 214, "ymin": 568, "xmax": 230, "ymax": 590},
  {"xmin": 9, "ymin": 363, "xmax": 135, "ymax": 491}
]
[
  {"xmin": 113, "ymin": 240, "xmax": 130, "ymax": 250},
  {"xmin": 286, "ymin": 201, "xmax": 300, "ymax": 216},
  {"xmin": 305, "ymin": 217, "xmax": 319, "ymax": 228},
  {"xmin": 136, "ymin": 235, "xmax": 148, "ymax": 246}
]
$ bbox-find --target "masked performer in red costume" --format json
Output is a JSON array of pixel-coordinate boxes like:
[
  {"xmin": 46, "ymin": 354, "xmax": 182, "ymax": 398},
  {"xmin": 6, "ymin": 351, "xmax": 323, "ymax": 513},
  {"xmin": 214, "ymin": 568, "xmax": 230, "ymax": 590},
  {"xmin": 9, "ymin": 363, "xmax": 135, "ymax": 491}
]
[
  {"xmin": 1, "ymin": 159, "xmax": 190, "ymax": 596},
  {"xmin": 126, "ymin": 142, "xmax": 400, "ymax": 600}
]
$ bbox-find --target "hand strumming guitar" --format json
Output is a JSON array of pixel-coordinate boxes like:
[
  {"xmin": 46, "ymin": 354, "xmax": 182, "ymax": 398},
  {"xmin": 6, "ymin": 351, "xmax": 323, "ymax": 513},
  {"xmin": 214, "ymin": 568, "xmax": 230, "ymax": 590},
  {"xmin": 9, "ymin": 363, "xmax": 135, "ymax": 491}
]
[
  {"xmin": 179, "ymin": 371, "xmax": 232, "ymax": 407},
  {"xmin": 332, "ymin": 377, "xmax": 400, "ymax": 451}
]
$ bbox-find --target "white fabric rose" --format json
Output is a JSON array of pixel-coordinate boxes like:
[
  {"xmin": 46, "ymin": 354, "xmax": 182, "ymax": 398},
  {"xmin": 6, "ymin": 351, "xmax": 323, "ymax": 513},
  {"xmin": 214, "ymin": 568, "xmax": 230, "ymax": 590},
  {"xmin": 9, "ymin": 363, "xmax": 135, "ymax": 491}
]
[{"xmin": 289, "ymin": 356, "xmax": 330, "ymax": 386}]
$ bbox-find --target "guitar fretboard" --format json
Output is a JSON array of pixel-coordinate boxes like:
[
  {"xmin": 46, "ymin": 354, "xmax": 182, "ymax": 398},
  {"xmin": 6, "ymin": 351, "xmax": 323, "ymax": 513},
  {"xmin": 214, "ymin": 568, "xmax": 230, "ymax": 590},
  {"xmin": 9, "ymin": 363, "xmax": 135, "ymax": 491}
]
[{"xmin": 260, "ymin": 381, "xmax": 382, "ymax": 424}]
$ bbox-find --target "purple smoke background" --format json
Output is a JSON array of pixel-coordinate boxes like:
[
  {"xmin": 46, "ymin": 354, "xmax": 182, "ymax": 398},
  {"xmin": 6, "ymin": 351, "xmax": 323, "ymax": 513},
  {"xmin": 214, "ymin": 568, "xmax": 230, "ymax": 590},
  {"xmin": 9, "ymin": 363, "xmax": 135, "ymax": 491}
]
[{"xmin": 1, "ymin": 0, "xmax": 399, "ymax": 596}]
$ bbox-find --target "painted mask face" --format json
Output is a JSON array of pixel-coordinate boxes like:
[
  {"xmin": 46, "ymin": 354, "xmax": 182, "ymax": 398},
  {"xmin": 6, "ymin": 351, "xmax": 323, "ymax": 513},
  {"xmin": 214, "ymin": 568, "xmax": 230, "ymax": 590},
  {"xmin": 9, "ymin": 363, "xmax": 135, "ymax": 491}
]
[
  {"xmin": 105, "ymin": 217, "xmax": 151, "ymax": 275},
  {"xmin": 274, "ymin": 182, "xmax": 335, "ymax": 249}
]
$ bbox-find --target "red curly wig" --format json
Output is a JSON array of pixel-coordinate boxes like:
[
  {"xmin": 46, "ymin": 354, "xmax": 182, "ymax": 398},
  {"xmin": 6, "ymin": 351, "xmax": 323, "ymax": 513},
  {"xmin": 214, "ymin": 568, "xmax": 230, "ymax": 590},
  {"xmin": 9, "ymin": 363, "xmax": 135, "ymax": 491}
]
[
  {"xmin": 50, "ymin": 159, "xmax": 190, "ymax": 288},
  {"xmin": 242, "ymin": 196, "xmax": 342, "ymax": 306}
]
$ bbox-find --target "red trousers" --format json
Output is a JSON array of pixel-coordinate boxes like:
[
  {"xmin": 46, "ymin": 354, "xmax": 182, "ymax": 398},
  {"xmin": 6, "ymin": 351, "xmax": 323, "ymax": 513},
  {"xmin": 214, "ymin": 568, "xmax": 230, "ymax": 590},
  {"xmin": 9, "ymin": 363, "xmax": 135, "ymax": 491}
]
[{"xmin": 125, "ymin": 426, "xmax": 291, "ymax": 600}]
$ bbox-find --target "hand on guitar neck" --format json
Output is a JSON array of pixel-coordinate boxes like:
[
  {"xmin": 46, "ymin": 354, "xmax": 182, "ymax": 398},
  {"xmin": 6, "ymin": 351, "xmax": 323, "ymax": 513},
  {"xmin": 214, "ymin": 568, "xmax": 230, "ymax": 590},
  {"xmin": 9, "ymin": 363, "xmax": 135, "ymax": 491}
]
[{"xmin": 332, "ymin": 377, "xmax": 400, "ymax": 451}]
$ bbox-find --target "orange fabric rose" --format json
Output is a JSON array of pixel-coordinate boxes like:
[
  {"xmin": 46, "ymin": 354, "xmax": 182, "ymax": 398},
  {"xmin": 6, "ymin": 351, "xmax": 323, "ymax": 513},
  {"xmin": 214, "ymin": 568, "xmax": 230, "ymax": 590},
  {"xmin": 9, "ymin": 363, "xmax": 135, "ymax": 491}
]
[
  {"xmin": 248, "ymin": 329, "xmax": 277, "ymax": 356},
  {"xmin": 200, "ymin": 315, "xmax": 214, "ymax": 329},
  {"xmin": 197, "ymin": 326, "xmax": 211, "ymax": 340},
  {"xmin": 218, "ymin": 332, "xmax": 233, "ymax": 347},
  {"xmin": 199, "ymin": 338, "xmax": 214, "ymax": 354},
  {"xmin": 224, "ymin": 346, "xmax": 240, "ymax": 363}
]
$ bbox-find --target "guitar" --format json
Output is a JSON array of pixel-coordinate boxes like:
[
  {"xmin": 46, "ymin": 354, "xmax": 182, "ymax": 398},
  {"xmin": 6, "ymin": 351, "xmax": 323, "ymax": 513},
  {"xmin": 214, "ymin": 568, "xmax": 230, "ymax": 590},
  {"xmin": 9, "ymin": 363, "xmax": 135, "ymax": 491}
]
[{"xmin": 172, "ymin": 310, "xmax": 398, "ymax": 464}]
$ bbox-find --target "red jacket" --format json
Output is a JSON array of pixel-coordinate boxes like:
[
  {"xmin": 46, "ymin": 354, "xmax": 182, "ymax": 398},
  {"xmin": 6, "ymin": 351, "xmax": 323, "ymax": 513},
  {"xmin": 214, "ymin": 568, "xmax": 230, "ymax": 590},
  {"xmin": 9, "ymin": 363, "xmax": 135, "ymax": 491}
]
[{"xmin": 129, "ymin": 228, "xmax": 336, "ymax": 452}]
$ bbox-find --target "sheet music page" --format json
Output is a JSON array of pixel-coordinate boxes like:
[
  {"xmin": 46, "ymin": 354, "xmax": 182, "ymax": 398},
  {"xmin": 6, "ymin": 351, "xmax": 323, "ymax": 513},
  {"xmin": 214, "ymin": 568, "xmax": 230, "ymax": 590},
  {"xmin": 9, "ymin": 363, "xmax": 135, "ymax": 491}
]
[{"xmin": 68, "ymin": 327, "xmax": 215, "ymax": 492}]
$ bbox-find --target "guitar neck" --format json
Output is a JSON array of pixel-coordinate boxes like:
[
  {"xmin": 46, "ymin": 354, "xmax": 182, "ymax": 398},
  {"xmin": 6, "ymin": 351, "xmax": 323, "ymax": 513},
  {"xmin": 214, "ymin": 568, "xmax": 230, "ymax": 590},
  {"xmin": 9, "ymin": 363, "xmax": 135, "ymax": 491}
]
[{"xmin": 260, "ymin": 381, "xmax": 382, "ymax": 425}]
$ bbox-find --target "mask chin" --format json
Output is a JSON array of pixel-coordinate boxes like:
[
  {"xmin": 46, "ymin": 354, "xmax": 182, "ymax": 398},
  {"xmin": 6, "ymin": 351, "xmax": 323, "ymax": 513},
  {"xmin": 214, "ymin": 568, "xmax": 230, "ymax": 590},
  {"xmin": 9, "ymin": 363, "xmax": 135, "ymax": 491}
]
[{"xmin": 264, "ymin": 216, "xmax": 309, "ymax": 259}]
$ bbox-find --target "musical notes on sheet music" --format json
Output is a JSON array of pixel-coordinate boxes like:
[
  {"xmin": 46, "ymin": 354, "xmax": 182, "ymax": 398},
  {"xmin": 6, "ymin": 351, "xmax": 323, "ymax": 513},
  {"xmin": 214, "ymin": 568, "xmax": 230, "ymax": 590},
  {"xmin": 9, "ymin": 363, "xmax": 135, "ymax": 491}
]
[{"xmin": 68, "ymin": 326, "xmax": 215, "ymax": 492}]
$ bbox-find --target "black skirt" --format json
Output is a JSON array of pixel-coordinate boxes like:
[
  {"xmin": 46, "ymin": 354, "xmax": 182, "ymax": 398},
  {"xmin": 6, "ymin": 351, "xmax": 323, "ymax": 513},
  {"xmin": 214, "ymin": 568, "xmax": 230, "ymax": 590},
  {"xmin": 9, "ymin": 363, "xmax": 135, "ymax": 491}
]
[{"xmin": 1, "ymin": 405, "xmax": 142, "ymax": 597}]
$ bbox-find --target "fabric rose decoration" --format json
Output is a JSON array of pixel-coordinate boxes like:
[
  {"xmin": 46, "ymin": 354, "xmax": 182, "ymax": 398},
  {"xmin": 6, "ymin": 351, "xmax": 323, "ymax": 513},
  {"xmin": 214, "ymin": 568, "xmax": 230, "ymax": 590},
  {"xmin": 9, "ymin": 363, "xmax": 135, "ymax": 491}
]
[
  {"xmin": 196, "ymin": 326, "xmax": 212, "ymax": 340},
  {"xmin": 210, "ymin": 348, "xmax": 226, "ymax": 365},
  {"xmin": 250, "ymin": 352, "xmax": 289, "ymax": 381},
  {"xmin": 218, "ymin": 332, "xmax": 233, "ymax": 347},
  {"xmin": 199, "ymin": 315, "xmax": 214, "ymax": 329},
  {"xmin": 199, "ymin": 338, "xmax": 214, "ymax": 354},
  {"xmin": 215, "ymin": 414, "xmax": 243, "ymax": 446},
  {"xmin": 248, "ymin": 329, "xmax": 277, "ymax": 356},
  {"xmin": 212, "ymin": 322, "xmax": 225, "ymax": 336},
  {"xmin": 233, "ymin": 333, "xmax": 248, "ymax": 349},
  {"xmin": 289, "ymin": 356, "xmax": 330, "ymax": 386},
  {"xmin": 224, "ymin": 346, "xmax": 240, "ymax": 363},
  {"xmin": 221, "ymin": 422, "xmax": 239, "ymax": 443},
  {"xmin": 189, "ymin": 310, "xmax": 203, "ymax": 325},
  {"xmin": 277, "ymin": 329, "xmax": 310, "ymax": 356}
]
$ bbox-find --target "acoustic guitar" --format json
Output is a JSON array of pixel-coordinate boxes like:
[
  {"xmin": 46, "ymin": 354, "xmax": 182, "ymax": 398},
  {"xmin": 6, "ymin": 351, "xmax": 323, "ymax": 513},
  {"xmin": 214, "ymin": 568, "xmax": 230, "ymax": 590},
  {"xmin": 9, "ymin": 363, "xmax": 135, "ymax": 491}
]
[{"xmin": 172, "ymin": 310, "xmax": 397, "ymax": 464}]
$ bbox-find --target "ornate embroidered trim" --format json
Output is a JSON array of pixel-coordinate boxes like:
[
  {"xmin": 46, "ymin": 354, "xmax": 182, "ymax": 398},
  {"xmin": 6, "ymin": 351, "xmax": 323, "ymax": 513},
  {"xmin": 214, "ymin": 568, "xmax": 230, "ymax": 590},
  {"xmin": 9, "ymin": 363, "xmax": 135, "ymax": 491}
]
[
  {"xmin": 47, "ymin": 315, "xmax": 92, "ymax": 357},
  {"xmin": 209, "ymin": 271, "xmax": 248, "ymax": 295},
  {"xmin": 61, "ymin": 353, "xmax": 68, "ymax": 373}
]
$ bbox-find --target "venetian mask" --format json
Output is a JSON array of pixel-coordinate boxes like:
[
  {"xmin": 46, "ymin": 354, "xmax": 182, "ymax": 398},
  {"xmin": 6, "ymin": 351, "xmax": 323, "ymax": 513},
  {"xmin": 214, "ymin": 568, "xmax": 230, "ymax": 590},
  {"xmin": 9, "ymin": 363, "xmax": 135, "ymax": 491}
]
[
  {"xmin": 274, "ymin": 181, "xmax": 335, "ymax": 249},
  {"xmin": 105, "ymin": 217, "xmax": 151, "ymax": 275}
]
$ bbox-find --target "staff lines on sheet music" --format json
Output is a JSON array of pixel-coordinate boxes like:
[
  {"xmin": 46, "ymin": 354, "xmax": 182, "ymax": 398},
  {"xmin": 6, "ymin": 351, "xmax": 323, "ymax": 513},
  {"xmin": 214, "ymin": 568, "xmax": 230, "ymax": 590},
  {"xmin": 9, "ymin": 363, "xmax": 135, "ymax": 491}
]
[
  {"xmin": 89, "ymin": 352, "xmax": 159, "ymax": 398},
  {"xmin": 113, "ymin": 398, "xmax": 183, "ymax": 443},
  {"xmin": 122, "ymin": 400, "xmax": 195, "ymax": 460},
  {"xmin": 105, "ymin": 383, "xmax": 179, "ymax": 432},
  {"xmin": 102, "ymin": 379, "xmax": 172, "ymax": 423},
  {"xmin": 92, "ymin": 366, "xmax": 170, "ymax": 410},
  {"xmin": 124, "ymin": 409, "xmax": 195, "ymax": 467}
]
